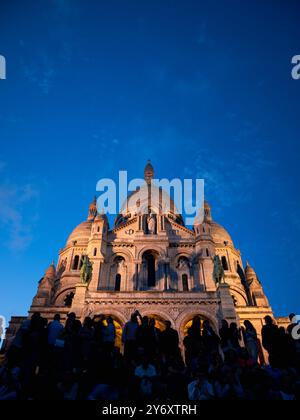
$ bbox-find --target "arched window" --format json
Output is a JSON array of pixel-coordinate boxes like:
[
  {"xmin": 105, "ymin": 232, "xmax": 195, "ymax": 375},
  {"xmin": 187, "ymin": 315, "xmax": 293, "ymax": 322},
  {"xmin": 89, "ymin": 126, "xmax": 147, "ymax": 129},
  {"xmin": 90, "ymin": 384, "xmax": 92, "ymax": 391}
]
[
  {"xmin": 72, "ymin": 255, "xmax": 79, "ymax": 270},
  {"xmin": 115, "ymin": 274, "xmax": 121, "ymax": 291},
  {"xmin": 206, "ymin": 248, "xmax": 210, "ymax": 257},
  {"xmin": 221, "ymin": 256, "xmax": 229, "ymax": 271},
  {"xmin": 142, "ymin": 250, "xmax": 158, "ymax": 289},
  {"xmin": 93, "ymin": 248, "xmax": 97, "ymax": 256},
  {"xmin": 203, "ymin": 226, "xmax": 206, "ymax": 233},
  {"xmin": 97, "ymin": 226, "xmax": 100, "ymax": 232},
  {"xmin": 182, "ymin": 274, "xmax": 189, "ymax": 292},
  {"xmin": 147, "ymin": 254, "xmax": 156, "ymax": 287}
]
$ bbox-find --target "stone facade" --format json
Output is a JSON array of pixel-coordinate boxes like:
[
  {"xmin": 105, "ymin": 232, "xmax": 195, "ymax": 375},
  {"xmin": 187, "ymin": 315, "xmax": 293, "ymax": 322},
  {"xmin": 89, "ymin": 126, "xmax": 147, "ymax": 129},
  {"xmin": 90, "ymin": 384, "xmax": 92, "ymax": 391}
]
[{"xmin": 7, "ymin": 161, "xmax": 289, "ymax": 353}]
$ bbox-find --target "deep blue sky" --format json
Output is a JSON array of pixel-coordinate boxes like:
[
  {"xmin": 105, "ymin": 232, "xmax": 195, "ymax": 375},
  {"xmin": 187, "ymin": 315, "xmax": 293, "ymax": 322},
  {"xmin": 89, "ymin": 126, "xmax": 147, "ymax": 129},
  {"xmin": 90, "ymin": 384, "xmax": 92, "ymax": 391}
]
[{"xmin": 0, "ymin": 0, "xmax": 299, "ymax": 325}]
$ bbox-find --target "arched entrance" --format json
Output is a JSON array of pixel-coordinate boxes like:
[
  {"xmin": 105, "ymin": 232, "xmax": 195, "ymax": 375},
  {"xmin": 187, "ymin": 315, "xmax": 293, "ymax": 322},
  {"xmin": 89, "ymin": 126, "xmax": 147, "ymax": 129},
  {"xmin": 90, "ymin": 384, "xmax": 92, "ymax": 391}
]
[
  {"xmin": 177, "ymin": 311, "xmax": 218, "ymax": 340},
  {"xmin": 143, "ymin": 313, "xmax": 170, "ymax": 331},
  {"xmin": 92, "ymin": 314, "xmax": 123, "ymax": 349},
  {"xmin": 183, "ymin": 315, "xmax": 207, "ymax": 337}
]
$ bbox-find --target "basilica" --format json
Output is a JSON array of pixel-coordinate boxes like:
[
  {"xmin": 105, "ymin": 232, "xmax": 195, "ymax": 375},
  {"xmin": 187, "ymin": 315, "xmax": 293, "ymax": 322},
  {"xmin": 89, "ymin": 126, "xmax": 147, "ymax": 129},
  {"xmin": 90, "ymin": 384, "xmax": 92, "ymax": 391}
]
[{"xmin": 7, "ymin": 161, "xmax": 287, "ymax": 350}]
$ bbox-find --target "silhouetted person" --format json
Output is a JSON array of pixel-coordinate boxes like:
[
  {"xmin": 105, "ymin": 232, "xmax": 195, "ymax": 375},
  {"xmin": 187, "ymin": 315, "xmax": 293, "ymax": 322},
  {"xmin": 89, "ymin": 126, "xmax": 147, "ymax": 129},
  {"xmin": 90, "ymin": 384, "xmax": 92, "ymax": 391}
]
[
  {"xmin": 262, "ymin": 316, "xmax": 280, "ymax": 366},
  {"xmin": 219, "ymin": 320, "xmax": 231, "ymax": 350},
  {"xmin": 229, "ymin": 323, "xmax": 241, "ymax": 351},
  {"xmin": 21, "ymin": 312, "xmax": 45, "ymax": 396},
  {"xmin": 242, "ymin": 320, "xmax": 258, "ymax": 363},
  {"xmin": 122, "ymin": 311, "xmax": 141, "ymax": 363},
  {"xmin": 102, "ymin": 316, "xmax": 116, "ymax": 355},
  {"xmin": 183, "ymin": 316, "xmax": 202, "ymax": 366},
  {"xmin": 47, "ymin": 314, "xmax": 64, "ymax": 347},
  {"xmin": 160, "ymin": 321, "xmax": 179, "ymax": 359},
  {"xmin": 148, "ymin": 318, "xmax": 161, "ymax": 356},
  {"xmin": 62, "ymin": 313, "xmax": 82, "ymax": 371},
  {"xmin": 136, "ymin": 316, "xmax": 152, "ymax": 353},
  {"xmin": 202, "ymin": 320, "xmax": 220, "ymax": 355},
  {"xmin": 79, "ymin": 317, "xmax": 94, "ymax": 369}
]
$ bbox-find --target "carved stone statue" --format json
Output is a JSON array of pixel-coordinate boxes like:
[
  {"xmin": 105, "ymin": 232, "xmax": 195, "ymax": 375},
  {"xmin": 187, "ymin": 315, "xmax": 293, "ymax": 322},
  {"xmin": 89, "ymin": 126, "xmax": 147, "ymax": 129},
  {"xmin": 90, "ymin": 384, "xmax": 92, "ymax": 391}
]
[
  {"xmin": 116, "ymin": 257, "xmax": 126, "ymax": 270},
  {"xmin": 177, "ymin": 257, "xmax": 189, "ymax": 270},
  {"xmin": 212, "ymin": 255, "xmax": 225, "ymax": 285},
  {"xmin": 147, "ymin": 213, "xmax": 156, "ymax": 234},
  {"xmin": 80, "ymin": 255, "xmax": 93, "ymax": 284}
]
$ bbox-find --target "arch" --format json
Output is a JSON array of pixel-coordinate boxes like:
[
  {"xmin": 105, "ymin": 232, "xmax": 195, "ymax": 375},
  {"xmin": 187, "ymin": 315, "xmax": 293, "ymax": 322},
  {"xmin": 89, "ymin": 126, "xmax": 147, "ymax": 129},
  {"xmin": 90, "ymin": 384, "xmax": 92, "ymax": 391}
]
[
  {"xmin": 174, "ymin": 251, "xmax": 193, "ymax": 263},
  {"xmin": 113, "ymin": 255, "xmax": 126, "ymax": 264},
  {"xmin": 64, "ymin": 291, "xmax": 75, "ymax": 307},
  {"xmin": 72, "ymin": 255, "xmax": 80, "ymax": 270},
  {"xmin": 92, "ymin": 313, "xmax": 123, "ymax": 349},
  {"xmin": 176, "ymin": 309, "xmax": 219, "ymax": 339},
  {"xmin": 137, "ymin": 245, "xmax": 166, "ymax": 260},
  {"xmin": 110, "ymin": 248, "xmax": 134, "ymax": 263},
  {"xmin": 55, "ymin": 288, "xmax": 76, "ymax": 306},
  {"xmin": 176, "ymin": 255, "xmax": 190, "ymax": 268},
  {"xmin": 139, "ymin": 310, "xmax": 174, "ymax": 328},
  {"xmin": 93, "ymin": 248, "xmax": 97, "ymax": 256},
  {"xmin": 229, "ymin": 285, "xmax": 248, "ymax": 306},
  {"xmin": 88, "ymin": 307, "xmax": 127, "ymax": 326}
]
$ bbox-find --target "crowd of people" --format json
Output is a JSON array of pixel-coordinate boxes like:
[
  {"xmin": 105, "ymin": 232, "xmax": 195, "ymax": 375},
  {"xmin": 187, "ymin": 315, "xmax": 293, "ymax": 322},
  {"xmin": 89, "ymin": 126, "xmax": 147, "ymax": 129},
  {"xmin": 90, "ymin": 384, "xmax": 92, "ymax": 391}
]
[{"xmin": 0, "ymin": 310, "xmax": 299, "ymax": 400}]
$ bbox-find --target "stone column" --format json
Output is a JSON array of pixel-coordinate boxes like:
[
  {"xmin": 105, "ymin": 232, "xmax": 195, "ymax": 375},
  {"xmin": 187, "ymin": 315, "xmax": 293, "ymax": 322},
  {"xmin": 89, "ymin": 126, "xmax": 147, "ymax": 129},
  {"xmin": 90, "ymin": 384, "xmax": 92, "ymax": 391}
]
[
  {"xmin": 133, "ymin": 263, "xmax": 139, "ymax": 291},
  {"xmin": 139, "ymin": 262, "xmax": 146, "ymax": 291},
  {"xmin": 164, "ymin": 263, "xmax": 168, "ymax": 290},
  {"xmin": 217, "ymin": 283, "xmax": 237, "ymax": 324},
  {"xmin": 201, "ymin": 257, "xmax": 216, "ymax": 291},
  {"xmin": 88, "ymin": 258, "xmax": 103, "ymax": 291},
  {"xmin": 164, "ymin": 262, "xmax": 171, "ymax": 290},
  {"xmin": 192, "ymin": 263, "xmax": 201, "ymax": 291},
  {"xmin": 66, "ymin": 245, "xmax": 76, "ymax": 271},
  {"xmin": 71, "ymin": 283, "xmax": 88, "ymax": 318}
]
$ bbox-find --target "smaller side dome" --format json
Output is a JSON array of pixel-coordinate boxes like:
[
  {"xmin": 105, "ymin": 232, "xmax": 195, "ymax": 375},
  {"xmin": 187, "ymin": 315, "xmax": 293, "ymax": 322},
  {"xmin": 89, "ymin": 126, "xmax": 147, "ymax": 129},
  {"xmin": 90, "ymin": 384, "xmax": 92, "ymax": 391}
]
[
  {"xmin": 245, "ymin": 261, "xmax": 261, "ymax": 285},
  {"xmin": 44, "ymin": 261, "xmax": 56, "ymax": 279}
]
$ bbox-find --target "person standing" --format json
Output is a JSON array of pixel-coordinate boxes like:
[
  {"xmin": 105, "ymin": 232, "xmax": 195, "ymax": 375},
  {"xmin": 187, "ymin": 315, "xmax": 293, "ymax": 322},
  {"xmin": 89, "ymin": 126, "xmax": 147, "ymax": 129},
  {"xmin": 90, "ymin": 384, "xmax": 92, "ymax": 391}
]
[
  {"xmin": 160, "ymin": 321, "xmax": 179, "ymax": 360},
  {"xmin": 262, "ymin": 316, "xmax": 280, "ymax": 366},
  {"xmin": 47, "ymin": 314, "xmax": 64, "ymax": 347},
  {"xmin": 102, "ymin": 316, "xmax": 116, "ymax": 355},
  {"xmin": 122, "ymin": 311, "xmax": 141, "ymax": 363},
  {"xmin": 242, "ymin": 320, "xmax": 258, "ymax": 363}
]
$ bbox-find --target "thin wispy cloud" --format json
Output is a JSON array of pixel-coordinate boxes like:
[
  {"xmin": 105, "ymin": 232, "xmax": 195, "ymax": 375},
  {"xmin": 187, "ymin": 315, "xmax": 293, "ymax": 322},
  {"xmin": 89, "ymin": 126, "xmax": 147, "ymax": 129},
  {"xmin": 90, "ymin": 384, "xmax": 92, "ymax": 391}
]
[
  {"xmin": 185, "ymin": 146, "xmax": 277, "ymax": 208},
  {"xmin": 21, "ymin": 54, "xmax": 55, "ymax": 95},
  {"xmin": 0, "ymin": 175, "xmax": 39, "ymax": 251}
]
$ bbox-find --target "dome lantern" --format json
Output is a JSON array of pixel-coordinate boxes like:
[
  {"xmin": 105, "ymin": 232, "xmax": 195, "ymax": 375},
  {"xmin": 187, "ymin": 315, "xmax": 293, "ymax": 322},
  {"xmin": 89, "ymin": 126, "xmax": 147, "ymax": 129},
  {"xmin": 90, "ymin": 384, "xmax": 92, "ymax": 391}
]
[
  {"xmin": 204, "ymin": 201, "xmax": 212, "ymax": 222},
  {"xmin": 87, "ymin": 196, "xmax": 97, "ymax": 220},
  {"xmin": 144, "ymin": 159, "xmax": 154, "ymax": 184}
]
